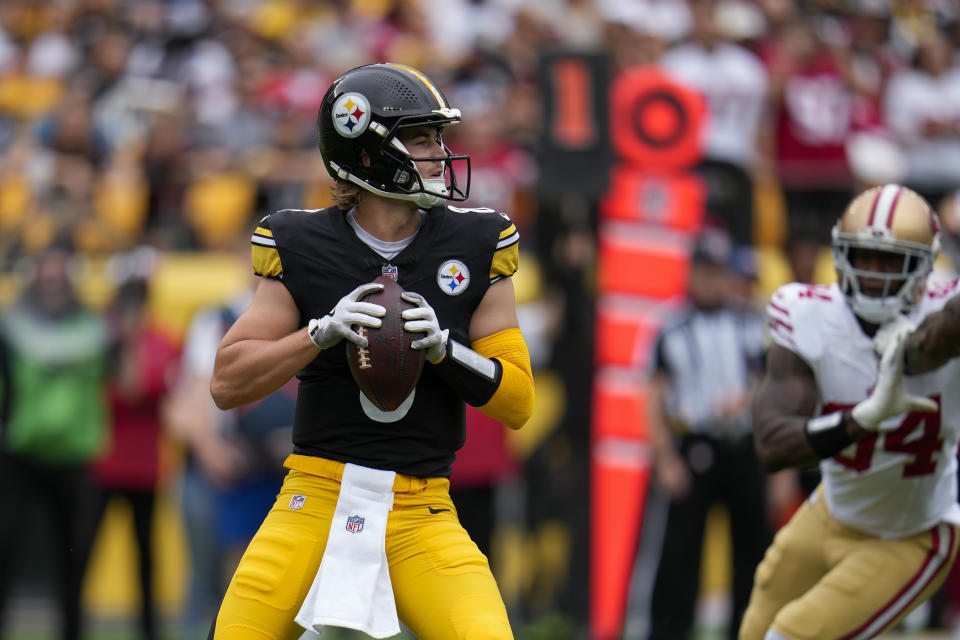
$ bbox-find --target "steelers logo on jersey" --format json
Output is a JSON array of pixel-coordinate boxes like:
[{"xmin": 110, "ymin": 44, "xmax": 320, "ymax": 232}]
[
  {"xmin": 437, "ymin": 259, "xmax": 470, "ymax": 296},
  {"xmin": 332, "ymin": 92, "xmax": 371, "ymax": 139}
]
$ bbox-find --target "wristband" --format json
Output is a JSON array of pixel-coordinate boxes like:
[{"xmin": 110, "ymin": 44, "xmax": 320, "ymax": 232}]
[
  {"xmin": 434, "ymin": 339, "xmax": 502, "ymax": 406},
  {"xmin": 803, "ymin": 411, "xmax": 854, "ymax": 459},
  {"xmin": 307, "ymin": 317, "xmax": 326, "ymax": 350}
]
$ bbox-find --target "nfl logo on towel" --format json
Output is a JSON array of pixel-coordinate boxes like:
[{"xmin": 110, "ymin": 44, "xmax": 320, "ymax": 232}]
[{"xmin": 346, "ymin": 514, "xmax": 365, "ymax": 533}]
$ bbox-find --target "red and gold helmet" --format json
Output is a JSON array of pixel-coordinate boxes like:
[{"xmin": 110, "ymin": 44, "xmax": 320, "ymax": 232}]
[{"xmin": 831, "ymin": 184, "xmax": 940, "ymax": 323}]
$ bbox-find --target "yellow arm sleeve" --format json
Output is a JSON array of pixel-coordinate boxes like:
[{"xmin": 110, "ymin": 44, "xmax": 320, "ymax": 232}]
[{"xmin": 471, "ymin": 327, "xmax": 535, "ymax": 430}]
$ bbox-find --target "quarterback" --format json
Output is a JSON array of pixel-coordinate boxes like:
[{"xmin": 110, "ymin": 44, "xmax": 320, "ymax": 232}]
[
  {"xmin": 207, "ymin": 63, "xmax": 533, "ymax": 640},
  {"xmin": 740, "ymin": 184, "xmax": 960, "ymax": 640}
]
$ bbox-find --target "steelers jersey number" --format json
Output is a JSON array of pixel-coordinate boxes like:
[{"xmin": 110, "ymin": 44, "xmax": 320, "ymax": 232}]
[{"xmin": 825, "ymin": 398, "xmax": 943, "ymax": 477}]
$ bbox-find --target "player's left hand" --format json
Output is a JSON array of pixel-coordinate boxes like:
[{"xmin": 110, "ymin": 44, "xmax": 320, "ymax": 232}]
[
  {"xmin": 852, "ymin": 323, "xmax": 939, "ymax": 430},
  {"xmin": 401, "ymin": 292, "xmax": 448, "ymax": 364}
]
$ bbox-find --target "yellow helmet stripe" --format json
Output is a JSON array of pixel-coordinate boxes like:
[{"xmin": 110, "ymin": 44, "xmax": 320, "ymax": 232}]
[{"xmin": 385, "ymin": 63, "xmax": 447, "ymax": 109}]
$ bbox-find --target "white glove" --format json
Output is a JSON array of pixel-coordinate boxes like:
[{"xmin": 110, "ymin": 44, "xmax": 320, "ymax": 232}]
[
  {"xmin": 401, "ymin": 292, "xmax": 448, "ymax": 363},
  {"xmin": 851, "ymin": 323, "xmax": 939, "ymax": 431},
  {"xmin": 872, "ymin": 313, "xmax": 916, "ymax": 358},
  {"xmin": 307, "ymin": 283, "xmax": 385, "ymax": 350}
]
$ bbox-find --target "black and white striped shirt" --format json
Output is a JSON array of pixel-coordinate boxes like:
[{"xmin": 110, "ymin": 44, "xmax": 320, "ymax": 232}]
[{"xmin": 651, "ymin": 305, "xmax": 766, "ymax": 438}]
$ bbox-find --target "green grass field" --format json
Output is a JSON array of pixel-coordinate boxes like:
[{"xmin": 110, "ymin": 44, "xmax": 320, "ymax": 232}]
[{"xmin": 3, "ymin": 607, "xmax": 954, "ymax": 640}]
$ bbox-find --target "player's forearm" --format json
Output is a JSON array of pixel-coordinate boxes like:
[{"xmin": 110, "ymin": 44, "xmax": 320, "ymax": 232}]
[
  {"xmin": 753, "ymin": 410, "xmax": 869, "ymax": 472},
  {"xmin": 210, "ymin": 330, "xmax": 316, "ymax": 409},
  {"xmin": 460, "ymin": 328, "xmax": 534, "ymax": 430},
  {"xmin": 430, "ymin": 328, "xmax": 533, "ymax": 429},
  {"xmin": 905, "ymin": 294, "xmax": 960, "ymax": 375},
  {"xmin": 476, "ymin": 357, "xmax": 534, "ymax": 430},
  {"xmin": 645, "ymin": 376, "xmax": 679, "ymax": 461},
  {"xmin": 753, "ymin": 413, "xmax": 822, "ymax": 472}
]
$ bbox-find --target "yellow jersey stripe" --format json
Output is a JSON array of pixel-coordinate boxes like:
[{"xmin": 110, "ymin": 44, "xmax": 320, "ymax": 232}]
[
  {"xmin": 252, "ymin": 244, "xmax": 283, "ymax": 278},
  {"xmin": 490, "ymin": 243, "xmax": 519, "ymax": 280},
  {"xmin": 499, "ymin": 224, "xmax": 517, "ymax": 240},
  {"xmin": 254, "ymin": 226, "xmax": 273, "ymax": 238},
  {"xmin": 386, "ymin": 63, "xmax": 446, "ymax": 109}
]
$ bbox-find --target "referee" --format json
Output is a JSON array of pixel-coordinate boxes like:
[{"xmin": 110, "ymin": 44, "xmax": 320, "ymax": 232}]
[{"xmin": 645, "ymin": 228, "xmax": 769, "ymax": 640}]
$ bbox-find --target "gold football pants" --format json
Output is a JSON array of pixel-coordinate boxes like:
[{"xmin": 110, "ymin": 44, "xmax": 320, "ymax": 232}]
[
  {"xmin": 740, "ymin": 487, "xmax": 959, "ymax": 640},
  {"xmin": 211, "ymin": 455, "xmax": 513, "ymax": 640}
]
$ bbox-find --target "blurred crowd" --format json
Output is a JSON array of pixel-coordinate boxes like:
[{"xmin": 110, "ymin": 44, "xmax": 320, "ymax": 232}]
[{"xmin": 1, "ymin": 0, "xmax": 960, "ymax": 639}]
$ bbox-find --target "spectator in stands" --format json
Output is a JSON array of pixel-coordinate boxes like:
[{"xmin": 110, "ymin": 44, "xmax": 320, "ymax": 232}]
[
  {"xmin": 760, "ymin": 13, "xmax": 857, "ymax": 241},
  {"xmin": 90, "ymin": 251, "xmax": 179, "ymax": 640},
  {"xmin": 164, "ymin": 274, "xmax": 294, "ymax": 638},
  {"xmin": 938, "ymin": 189, "xmax": 960, "ymax": 276},
  {"xmin": 0, "ymin": 241, "xmax": 109, "ymax": 640},
  {"xmin": 644, "ymin": 227, "xmax": 768, "ymax": 640},
  {"xmin": 885, "ymin": 28, "xmax": 960, "ymax": 205},
  {"xmin": 659, "ymin": 0, "xmax": 769, "ymax": 245},
  {"xmin": 451, "ymin": 407, "xmax": 519, "ymax": 565},
  {"xmin": 785, "ymin": 231, "xmax": 823, "ymax": 286},
  {"xmin": 445, "ymin": 89, "xmax": 536, "ymax": 230}
]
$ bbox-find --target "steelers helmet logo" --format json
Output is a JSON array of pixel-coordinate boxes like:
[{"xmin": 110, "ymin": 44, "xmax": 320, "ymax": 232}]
[
  {"xmin": 437, "ymin": 260, "xmax": 470, "ymax": 296},
  {"xmin": 332, "ymin": 92, "xmax": 371, "ymax": 139}
]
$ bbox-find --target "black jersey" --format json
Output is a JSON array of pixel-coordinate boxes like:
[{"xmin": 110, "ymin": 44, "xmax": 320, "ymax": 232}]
[{"xmin": 250, "ymin": 205, "xmax": 520, "ymax": 478}]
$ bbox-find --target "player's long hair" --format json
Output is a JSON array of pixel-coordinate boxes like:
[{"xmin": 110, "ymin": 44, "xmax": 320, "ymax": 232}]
[{"xmin": 331, "ymin": 179, "xmax": 362, "ymax": 210}]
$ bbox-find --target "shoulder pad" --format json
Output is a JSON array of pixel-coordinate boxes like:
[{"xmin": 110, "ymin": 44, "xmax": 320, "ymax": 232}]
[
  {"xmin": 491, "ymin": 211, "xmax": 519, "ymax": 282},
  {"xmin": 443, "ymin": 206, "xmax": 520, "ymax": 282},
  {"xmin": 915, "ymin": 275, "xmax": 959, "ymax": 317},
  {"xmin": 766, "ymin": 283, "xmax": 835, "ymax": 362},
  {"xmin": 251, "ymin": 214, "xmax": 283, "ymax": 279}
]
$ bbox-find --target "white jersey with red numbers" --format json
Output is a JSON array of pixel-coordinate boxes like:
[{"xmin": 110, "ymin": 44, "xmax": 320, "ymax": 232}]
[{"xmin": 766, "ymin": 278, "xmax": 960, "ymax": 539}]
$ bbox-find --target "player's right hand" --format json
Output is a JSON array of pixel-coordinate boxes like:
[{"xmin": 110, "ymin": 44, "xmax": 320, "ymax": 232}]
[
  {"xmin": 307, "ymin": 283, "xmax": 385, "ymax": 350},
  {"xmin": 400, "ymin": 292, "xmax": 449, "ymax": 364},
  {"xmin": 851, "ymin": 323, "xmax": 939, "ymax": 430}
]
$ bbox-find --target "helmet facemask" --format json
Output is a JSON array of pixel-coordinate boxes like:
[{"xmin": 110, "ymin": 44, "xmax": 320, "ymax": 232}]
[
  {"xmin": 375, "ymin": 117, "xmax": 470, "ymax": 208},
  {"xmin": 832, "ymin": 227, "xmax": 936, "ymax": 324},
  {"xmin": 830, "ymin": 183, "xmax": 941, "ymax": 325},
  {"xmin": 328, "ymin": 112, "xmax": 471, "ymax": 209}
]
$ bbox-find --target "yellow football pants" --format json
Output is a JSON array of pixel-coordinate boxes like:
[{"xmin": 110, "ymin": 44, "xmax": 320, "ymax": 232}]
[
  {"xmin": 211, "ymin": 455, "xmax": 513, "ymax": 640},
  {"xmin": 740, "ymin": 488, "xmax": 959, "ymax": 640}
]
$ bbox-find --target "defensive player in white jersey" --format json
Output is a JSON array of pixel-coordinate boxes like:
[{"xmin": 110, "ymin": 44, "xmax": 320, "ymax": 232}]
[{"xmin": 739, "ymin": 184, "xmax": 960, "ymax": 640}]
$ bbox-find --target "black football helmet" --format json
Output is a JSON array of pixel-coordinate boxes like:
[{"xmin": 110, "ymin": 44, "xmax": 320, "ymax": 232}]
[{"xmin": 318, "ymin": 63, "xmax": 470, "ymax": 208}]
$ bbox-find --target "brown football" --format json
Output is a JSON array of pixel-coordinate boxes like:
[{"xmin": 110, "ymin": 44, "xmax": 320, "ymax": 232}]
[{"xmin": 346, "ymin": 275, "xmax": 426, "ymax": 412}]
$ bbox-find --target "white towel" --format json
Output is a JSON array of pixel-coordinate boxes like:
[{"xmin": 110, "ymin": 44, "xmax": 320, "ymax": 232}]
[{"xmin": 295, "ymin": 463, "xmax": 400, "ymax": 639}]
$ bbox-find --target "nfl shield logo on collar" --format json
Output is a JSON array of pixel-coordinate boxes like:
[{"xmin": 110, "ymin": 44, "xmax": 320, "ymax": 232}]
[
  {"xmin": 289, "ymin": 494, "xmax": 306, "ymax": 510},
  {"xmin": 382, "ymin": 264, "xmax": 398, "ymax": 280},
  {"xmin": 346, "ymin": 515, "xmax": 365, "ymax": 533}
]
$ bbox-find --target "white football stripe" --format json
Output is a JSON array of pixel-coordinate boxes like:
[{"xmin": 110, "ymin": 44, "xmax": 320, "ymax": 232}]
[
  {"xmin": 871, "ymin": 184, "xmax": 901, "ymax": 230},
  {"xmin": 496, "ymin": 232, "xmax": 519, "ymax": 250},
  {"xmin": 848, "ymin": 523, "xmax": 953, "ymax": 640},
  {"xmin": 252, "ymin": 236, "xmax": 276, "ymax": 247}
]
